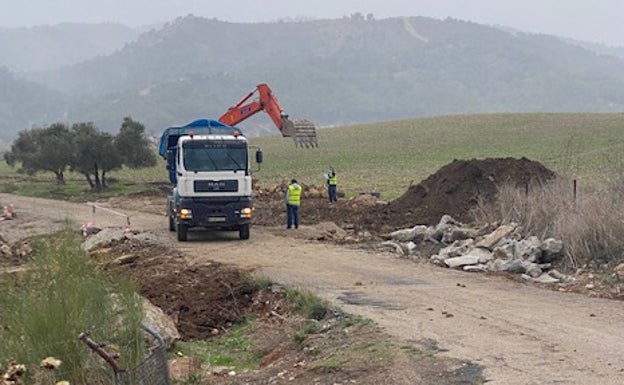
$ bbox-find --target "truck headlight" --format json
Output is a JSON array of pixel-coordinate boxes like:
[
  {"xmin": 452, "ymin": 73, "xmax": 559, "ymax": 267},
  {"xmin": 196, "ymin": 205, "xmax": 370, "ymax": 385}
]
[
  {"xmin": 180, "ymin": 208, "xmax": 193, "ymax": 219},
  {"xmin": 240, "ymin": 207, "xmax": 252, "ymax": 218}
]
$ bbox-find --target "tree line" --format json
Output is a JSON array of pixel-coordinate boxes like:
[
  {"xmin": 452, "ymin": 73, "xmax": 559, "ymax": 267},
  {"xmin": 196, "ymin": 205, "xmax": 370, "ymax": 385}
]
[{"xmin": 3, "ymin": 117, "xmax": 157, "ymax": 191}]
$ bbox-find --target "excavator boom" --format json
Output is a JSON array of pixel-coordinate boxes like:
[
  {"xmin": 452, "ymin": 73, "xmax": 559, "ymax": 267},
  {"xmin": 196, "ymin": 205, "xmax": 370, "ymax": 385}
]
[{"xmin": 218, "ymin": 83, "xmax": 318, "ymax": 148}]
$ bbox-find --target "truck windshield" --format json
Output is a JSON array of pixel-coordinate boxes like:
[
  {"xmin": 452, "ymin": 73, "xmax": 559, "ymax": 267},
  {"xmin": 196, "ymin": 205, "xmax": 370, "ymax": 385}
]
[{"xmin": 182, "ymin": 140, "xmax": 247, "ymax": 172}]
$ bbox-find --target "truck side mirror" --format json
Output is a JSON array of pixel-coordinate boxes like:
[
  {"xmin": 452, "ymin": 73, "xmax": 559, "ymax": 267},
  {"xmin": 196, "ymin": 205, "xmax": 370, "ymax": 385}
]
[
  {"xmin": 255, "ymin": 149, "xmax": 263, "ymax": 164},
  {"xmin": 166, "ymin": 150, "xmax": 174, "ymax": 170}
]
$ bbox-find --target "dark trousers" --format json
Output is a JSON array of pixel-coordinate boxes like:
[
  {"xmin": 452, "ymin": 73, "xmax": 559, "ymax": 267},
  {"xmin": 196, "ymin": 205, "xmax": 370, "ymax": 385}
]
[
  {"xmin": 286, "ymin": 204, "xmax": 299, "ymax": 229},
  {"xmin": 328, "ymin": 185, "xmax": 337, "ymax": 202}
]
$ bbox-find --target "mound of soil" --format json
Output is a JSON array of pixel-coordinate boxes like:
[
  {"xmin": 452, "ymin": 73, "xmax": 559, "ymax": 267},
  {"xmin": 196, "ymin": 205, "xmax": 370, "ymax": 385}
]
[
  {"xmin": 363, "ymin": 157, "xmax": 556, "ymax": 229},
  {"xmin": 106, "ymin": 242, "xmax": 257, "ymax": 340}
]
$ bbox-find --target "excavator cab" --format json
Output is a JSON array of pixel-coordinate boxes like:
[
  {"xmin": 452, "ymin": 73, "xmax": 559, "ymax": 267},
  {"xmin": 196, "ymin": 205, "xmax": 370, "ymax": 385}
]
[{"xmin": 219, "ymin": 83, "xmax": 318, "ymax": 148}]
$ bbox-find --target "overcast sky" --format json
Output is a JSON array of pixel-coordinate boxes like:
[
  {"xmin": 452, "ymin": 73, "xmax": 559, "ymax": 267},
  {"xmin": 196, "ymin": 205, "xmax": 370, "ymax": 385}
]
[{"xmin": 3, "ymin": 0, "xmax": 623, "ymax": 47}]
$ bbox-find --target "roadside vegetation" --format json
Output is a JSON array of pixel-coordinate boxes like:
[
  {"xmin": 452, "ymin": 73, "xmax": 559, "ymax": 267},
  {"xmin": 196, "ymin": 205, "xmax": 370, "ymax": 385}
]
[
  {"xmin": 0, "ymin": 230, "xmax": 144, "ymax": 385},
  {"xmin": 475, "ymin": 175, "xmax": 624, "ymax": 272}
]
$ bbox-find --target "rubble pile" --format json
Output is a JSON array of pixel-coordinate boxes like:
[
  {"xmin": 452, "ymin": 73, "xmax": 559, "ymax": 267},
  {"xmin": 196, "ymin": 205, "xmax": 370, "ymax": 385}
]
[
  {"xmin": 0, "ymin": 233, "xmax": 31, "ymax": 267},
  {"xmin": 381, "ymin": 214, "xmax": 577, "ymax": 285},
  {"xmin": 2, "ymin": 362, "xmax": 25, "ymax": 385}
]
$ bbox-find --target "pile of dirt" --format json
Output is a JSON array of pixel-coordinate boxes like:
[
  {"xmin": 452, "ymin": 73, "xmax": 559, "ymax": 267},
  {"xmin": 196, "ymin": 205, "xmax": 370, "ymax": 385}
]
[
  {"xmin": 362, "ymin": 157, "xmax": 556, "ymax": 230},
  {"xmin": 105, "ymin": 241, "xmax": 257, "ymax": 340},
  {"xmin": 254, "ymin": 157, "xmax": 556, "ymax": 234}
]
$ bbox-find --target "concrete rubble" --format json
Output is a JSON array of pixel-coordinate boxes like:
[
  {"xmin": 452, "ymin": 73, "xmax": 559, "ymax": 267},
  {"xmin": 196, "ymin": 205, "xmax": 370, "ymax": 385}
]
[{"xmin": 381, "ymin": 215, "xmax": 576, "ymax": 285}]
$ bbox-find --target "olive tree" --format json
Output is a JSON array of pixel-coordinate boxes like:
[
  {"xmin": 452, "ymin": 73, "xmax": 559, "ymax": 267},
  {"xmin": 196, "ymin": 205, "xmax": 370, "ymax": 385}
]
[
  {"xmin": 115, "ymin": 116, "xmax": 157, "ymax": 169},
  {"xmin": 70, "ymin": 122, "xmax": 122, "ymax": 191},
  {"xmin": 3, "ymin": 123, "xmax": 73, "ymax": 184}
]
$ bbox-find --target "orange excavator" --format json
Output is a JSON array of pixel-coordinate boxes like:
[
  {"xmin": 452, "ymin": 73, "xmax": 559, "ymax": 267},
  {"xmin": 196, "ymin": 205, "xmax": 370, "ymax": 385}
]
[{"xmin": 218, "ymin": 83, "xmax": 318, "ymax": 148}]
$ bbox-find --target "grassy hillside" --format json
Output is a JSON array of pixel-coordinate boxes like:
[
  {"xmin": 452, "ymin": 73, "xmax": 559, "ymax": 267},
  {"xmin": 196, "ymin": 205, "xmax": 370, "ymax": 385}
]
[{"xmin": 2, "ymin": 113, "xmax": 623, "ymax": 201}]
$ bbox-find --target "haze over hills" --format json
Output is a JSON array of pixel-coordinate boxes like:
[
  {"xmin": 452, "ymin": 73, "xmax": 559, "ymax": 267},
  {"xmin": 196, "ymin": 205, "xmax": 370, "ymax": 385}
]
[
  {"xmin": 1, "ymin": 14, "xmax": 624, "ymax": 147},
  {"xmin": 0, "ymin": 23, "xmax": 141, "ymax": 72}
]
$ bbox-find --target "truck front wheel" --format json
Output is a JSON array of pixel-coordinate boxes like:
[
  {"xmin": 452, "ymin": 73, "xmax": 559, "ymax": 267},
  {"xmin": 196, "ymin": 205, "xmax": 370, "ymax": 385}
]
[
  {"xmin": 177, "ymin": 222, "xmax": 188, "ymax": 241},
  {"xmin": 168, "ymin": 215, "xmax": 175, "ymax": 231},
  {"xmin": 239, "ymin": 224, "xmax": 250, "ymax": 240}
]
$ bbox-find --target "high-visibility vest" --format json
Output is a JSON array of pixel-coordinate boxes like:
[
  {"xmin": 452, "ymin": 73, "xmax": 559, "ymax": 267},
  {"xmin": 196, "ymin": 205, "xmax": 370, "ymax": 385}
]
[
  {"xmin": 288, "ymin": 184, "xmax": 302, "ymax": 205},
  {"xmin": 328, "ymin": 174, "xmax": 338, "ymax": 186}
]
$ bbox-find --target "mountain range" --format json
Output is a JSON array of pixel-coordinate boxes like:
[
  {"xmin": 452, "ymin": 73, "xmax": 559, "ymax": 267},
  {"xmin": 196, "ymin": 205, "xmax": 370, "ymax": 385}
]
[{"xmin": 1, "ymin": 14, "xmax": 623, "ymax": 147}]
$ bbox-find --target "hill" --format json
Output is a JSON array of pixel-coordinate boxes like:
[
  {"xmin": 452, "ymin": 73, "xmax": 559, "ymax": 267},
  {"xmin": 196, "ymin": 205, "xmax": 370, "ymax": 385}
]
[
  {"xmin": 2, "ymin": 15, "xmax": 624, "ymax": 144},
  {"xmin": 0, "ymin": 23, "xmax": 140, "ymax": 72}
]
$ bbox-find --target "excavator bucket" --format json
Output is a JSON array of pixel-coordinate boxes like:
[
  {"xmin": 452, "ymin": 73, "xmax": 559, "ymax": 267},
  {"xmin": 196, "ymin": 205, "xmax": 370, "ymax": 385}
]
[{"xmin": 282, "ymin": 118, "xmax": 318, "ymax": 148}]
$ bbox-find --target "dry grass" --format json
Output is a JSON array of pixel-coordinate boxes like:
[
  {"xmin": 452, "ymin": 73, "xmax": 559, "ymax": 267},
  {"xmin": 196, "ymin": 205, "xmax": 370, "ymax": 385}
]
[{"xmin": 474, "ymin": 175, "xmax": 624, "ymax": 270}]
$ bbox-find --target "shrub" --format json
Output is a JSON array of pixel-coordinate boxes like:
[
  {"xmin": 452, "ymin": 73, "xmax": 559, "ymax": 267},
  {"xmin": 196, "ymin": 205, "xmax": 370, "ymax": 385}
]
[
  {"xmin": 473, "ymin": 177, "xmax": 624, "ymax": 270},
  {"xmin": 283, "ymin": 287, "xmax": 329, "ymax": 321},
  {"xmin": 0, "ymin": 230, "xmax": 144, "ymax": 385}
]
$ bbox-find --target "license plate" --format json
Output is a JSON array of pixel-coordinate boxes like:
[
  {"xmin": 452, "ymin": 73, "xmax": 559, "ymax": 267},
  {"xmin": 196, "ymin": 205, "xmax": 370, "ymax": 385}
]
[{"xmin": 207, "ymin": 217, "xmax": 226, "ymax": 223}]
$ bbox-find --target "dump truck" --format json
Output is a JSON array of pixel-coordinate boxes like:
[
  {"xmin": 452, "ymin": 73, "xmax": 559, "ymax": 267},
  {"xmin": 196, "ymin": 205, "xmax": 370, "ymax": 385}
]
[
  {"xmin": 219, "ymin": 83, "xmax": 318, "ymax": 148},
  {"xmin": 158, "ymin": 119, "xmax": 263, "ymax": 241}
]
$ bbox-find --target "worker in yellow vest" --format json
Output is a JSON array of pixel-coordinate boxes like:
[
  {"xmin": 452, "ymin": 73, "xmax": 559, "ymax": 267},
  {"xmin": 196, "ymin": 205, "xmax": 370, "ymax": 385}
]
[
  {"xmin": 326, "ymin": 169, "xmax": 338, "ymax": 203},
  {"xmin": 285, "ymin": 179, "xmax": 302, "ymax": 229}
]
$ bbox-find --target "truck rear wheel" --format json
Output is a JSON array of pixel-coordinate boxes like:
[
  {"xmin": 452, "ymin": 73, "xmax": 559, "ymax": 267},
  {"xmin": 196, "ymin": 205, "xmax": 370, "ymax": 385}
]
[
  {"xmin": 239, "ymin": 224, "xmax": 250, "ymax": 240},
  {"xmin": 177, "ymin": 222, "xmax": 188, "ymax": 241}
]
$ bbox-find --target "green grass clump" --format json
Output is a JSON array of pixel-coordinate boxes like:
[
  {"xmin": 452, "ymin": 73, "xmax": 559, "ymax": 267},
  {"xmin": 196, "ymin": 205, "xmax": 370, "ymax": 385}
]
[
  {"xmin": 0, "ymin": 230, "xmax": 144, "ymax": 385},
  {"xmin": 174, "ymin": 320, "xmax": 260, "ymax": 371},
  {"xmin": 293, "ymin": 320, "xmax": 322, "ymax": 343},
  {"xmin": 283, "ymin": 287, "xmax": 330, "ymax": 321},
  {"xmin": 343, "ymin": 315, "xmax": 372, "ymax": 328},
  {"xmin": 250, "ymin": 276, "xmax": 274, "ymax": 290}
]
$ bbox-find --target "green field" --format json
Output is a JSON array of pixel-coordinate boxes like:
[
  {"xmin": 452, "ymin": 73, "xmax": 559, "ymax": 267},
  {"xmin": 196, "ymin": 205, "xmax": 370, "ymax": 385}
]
[
  {"xmin": 250, "ymin": 112, "xmax": 624, "ymax": 199},
  {"xmin": 2, "ymin": 113, "xmax": 624, "ymax": 201}
]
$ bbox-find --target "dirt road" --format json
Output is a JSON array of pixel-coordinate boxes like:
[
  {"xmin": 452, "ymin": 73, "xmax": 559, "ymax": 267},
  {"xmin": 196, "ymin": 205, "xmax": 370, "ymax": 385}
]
[{"xmin": 2, "ymin": 193, "xmax": 624, "ymax": 385}]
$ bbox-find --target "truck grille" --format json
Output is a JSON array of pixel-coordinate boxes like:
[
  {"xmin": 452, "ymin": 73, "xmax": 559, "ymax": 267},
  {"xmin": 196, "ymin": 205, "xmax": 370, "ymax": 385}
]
[{"xmin": 194, "ymin": 180, "xmax": 238, "ymax": 193}]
